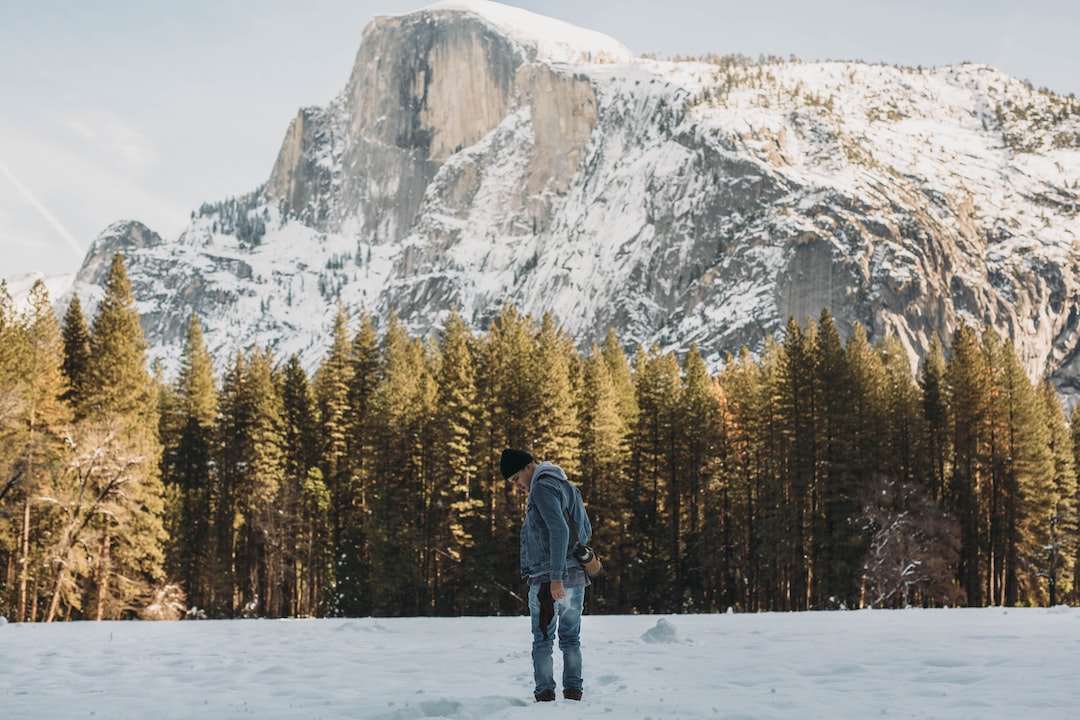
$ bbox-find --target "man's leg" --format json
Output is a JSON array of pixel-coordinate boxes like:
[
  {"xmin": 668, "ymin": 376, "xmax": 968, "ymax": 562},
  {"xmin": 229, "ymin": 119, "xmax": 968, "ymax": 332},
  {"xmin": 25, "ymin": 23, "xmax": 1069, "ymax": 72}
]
[
  {"xmin": 557, "ymin": 585, "xmax": 585, "ymax": 697},
  {"xmin": 528, "ymin": 583, "xmax": 557, "ymax": 699}
]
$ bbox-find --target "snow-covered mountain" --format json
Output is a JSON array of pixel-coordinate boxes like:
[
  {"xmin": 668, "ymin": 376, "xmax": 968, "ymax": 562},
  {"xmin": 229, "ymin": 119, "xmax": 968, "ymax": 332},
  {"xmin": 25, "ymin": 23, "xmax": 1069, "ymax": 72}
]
[
  {"xmin": 69, "ymin": 0, "xmax": 1080, "ymax": 392},
  {"xmin": 7, "ymin": 271, "xmax": 75, "ymax": 314}
]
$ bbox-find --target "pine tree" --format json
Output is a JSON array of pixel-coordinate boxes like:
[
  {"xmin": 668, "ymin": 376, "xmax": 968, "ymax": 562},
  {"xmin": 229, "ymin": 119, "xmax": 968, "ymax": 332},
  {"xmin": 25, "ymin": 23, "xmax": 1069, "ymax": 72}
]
[
  {"xmin": 315, "ymin": 303, "xmax": 369, "ymax": 616},
  {"xmin": 980, "ymin": 329, "xmax": 1010, "ymax": 605},
  {"xmin": 754, "ymin": 337, "xmax": 791, "ymax": 611},
  {"xmin": 313, "ymin": 302, "xmax": 354, "ymax": 560},
  {"xmin": 7, "ymin": 281, "xmax": 70, "ymax": 621},
  {"xmin": 1040, "ymin": 382, "xmax": 1076, "ymax": 605},
  {"xmin": 238, "ymin": 347, "xmax": 288, "ymax": 617},
  {"xmin": 777, "ymin": 317, "xmax": 815, "ymax": 610},
  {"xmin": 579, "ymin": 343, "xmax": 630, "ymax": 611},
  {"xmin": 215, "ymin": 352, "xmax": 247, "ymax": 614},
  {"xmin": 347, "ymin": 309, "xmax": 380, "ymax": 471},
  {"xmin": 830, "ymin": 321, "xmax": 883, "ymax": 608},
  {"xmin": 989, "ymin": 336, "xmax": 1053, "ymax": 606},
  {"xmin": 368, "ymin": 314, "xmax": 436, "ymax": 615},
  {"xmin": 60, "ymin": 295, "xmax": 91, "ymax": 413},
  {"xmin": 81, "ymin": 254, "xmax": 168, "ymax": 619},
  {"xmin": 677, "ymin": 345, "xmax": 722, "ymax": 609},
  {"xmin": 919, "ymin": 334, "xmax": 950, "ymax": 502},
  {"xmin": 432, "ymin": 309, "xmax": 486, "ymax": 613},
  {"xmin": 602, "ymin": 327, "xmax": 639, "ymax": 433},
  {"xmin": 85, "ymin": 254, "xmax": 154, "ymax": 423},
  {"xmin": 20, "ymin": 280, "xmax": 71, "ymax": 440},
  {"xmin": 484, "ymin": 305, "xmax": 539, "ymax": 448},
  {"xmin": 1069, "ymin": 402, "xmax": 1080, "ymax": 604},
  {"xmin": 809, "ymin": 311, "xmax": 850, "ymax": 608},
  {"xmin": 215, "ymin": 346, "xmax": 289, "ymax": 617},
  {"xmin": 879, "ymin": 335, "xmax": 927, "ymax": 487},
  {"xmin": 595, "ymin": 327, "xmax": 639, "ymax": 611},
  {"xmin": 844, "ymin": 323, "xmax": 889, "ymax": 480},
  {"xmin": 629, "ymin": 344, "xmax": 682, "ymax": 611},
  {"xmin": 334, "ymin": 310, "xmax": 380, "ymax": 616},
  {"xmin": 533, "ymin": 313, "xmax": 580, "ymax": 472},
  {"xmin": 945, "ymin": 323, "xmax": 989, "ymax": 606},
  {"xmin": 717, "ymin": 346, "xmax": 769, "ymax": 611},
  {"xmin": 160, "ymin": 315, "xmax": 217, "ymax": 613},
  {"xmin": 280, "ymin": 355, "xmax": 328, "ymax": 616},
  {"xmin": 698, "ymin": 371, "xmax": 734, "ymax": 612},
  {"xmin": 298, "ymin": 466, "xmax": 332, "ymax": 616}
]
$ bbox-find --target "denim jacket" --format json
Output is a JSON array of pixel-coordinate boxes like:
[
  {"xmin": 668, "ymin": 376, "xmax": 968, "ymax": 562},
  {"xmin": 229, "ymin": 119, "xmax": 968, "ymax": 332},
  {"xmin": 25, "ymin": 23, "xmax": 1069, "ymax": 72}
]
[{"xmin": 520, "ymin": 462, "xmax": 592, "ymax": 587}]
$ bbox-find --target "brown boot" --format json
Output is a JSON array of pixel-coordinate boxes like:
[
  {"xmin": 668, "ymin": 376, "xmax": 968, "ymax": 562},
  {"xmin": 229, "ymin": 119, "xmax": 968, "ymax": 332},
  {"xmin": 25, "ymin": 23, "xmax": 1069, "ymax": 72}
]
[
  {"xmin": 535, "ymin": 690, "xmax": 556, "ymax": 702},
  {"xmin": 563, "ymin": 688, "xmax": 583, "ymax": 701}
]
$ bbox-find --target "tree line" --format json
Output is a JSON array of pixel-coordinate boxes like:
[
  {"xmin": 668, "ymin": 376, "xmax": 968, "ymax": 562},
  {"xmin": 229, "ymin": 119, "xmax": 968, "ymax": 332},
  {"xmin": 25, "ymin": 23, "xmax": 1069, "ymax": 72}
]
[{"xmin": 2, "ymin": 253, "xmax": 1078, "ymax": 621}]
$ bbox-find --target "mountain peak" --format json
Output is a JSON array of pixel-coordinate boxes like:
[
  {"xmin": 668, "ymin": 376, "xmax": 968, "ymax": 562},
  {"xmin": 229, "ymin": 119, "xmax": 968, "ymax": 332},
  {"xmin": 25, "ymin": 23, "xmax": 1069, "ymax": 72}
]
[{"xmin": 408, "ymin": 1, "xmax": 634, "ymax": 65}]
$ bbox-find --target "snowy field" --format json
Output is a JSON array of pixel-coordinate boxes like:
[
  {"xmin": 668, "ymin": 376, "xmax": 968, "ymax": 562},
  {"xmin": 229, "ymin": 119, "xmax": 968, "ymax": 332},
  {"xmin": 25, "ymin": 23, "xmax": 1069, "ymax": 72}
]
[{"xmin": 2, "ymin": 607, "xmax": 1079, "ymax": 719}]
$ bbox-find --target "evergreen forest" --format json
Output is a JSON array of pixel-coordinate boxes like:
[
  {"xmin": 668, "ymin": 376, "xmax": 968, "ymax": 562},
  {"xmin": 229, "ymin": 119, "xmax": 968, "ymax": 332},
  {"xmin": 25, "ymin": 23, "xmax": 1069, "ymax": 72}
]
[{"xmin": 2, "ymin": 253, "xmax": 1078, "ymax": 621}]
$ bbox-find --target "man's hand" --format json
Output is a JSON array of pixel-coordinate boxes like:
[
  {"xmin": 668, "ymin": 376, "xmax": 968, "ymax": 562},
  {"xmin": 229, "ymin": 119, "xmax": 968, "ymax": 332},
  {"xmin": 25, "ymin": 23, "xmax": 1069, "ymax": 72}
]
[{"xmin": 550, "ymin": 579, "xmax": 566, "ymax": 601}]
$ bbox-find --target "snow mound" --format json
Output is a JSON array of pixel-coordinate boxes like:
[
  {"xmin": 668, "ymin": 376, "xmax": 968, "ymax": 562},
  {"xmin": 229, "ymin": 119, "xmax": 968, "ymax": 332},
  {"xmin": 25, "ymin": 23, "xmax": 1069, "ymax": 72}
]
[
  {"xmin": 335, "ymin": 619, "xmax": 392, "ymax": 633},
  {"xmin": 420, "ymin": 0, "xmax": 634, "ymax": 64},
  {"xmin": 641, "ymin": 617, "xmax": 679, "ymax": 643}
]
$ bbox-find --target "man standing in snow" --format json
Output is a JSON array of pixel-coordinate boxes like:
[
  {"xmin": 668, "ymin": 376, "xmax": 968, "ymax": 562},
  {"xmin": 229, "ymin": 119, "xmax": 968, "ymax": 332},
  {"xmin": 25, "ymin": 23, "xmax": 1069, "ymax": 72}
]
[{"xmin": 501, "ymin": 448, "xmax": 592, "ymax": 703}]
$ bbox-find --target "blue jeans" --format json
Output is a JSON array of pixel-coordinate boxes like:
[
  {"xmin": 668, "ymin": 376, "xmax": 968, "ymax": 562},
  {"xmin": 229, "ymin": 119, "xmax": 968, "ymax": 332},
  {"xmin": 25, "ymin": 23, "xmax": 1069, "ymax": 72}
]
[{"xmin": 528, "ymin": 583, "xmax": 584, "ymax": 695}]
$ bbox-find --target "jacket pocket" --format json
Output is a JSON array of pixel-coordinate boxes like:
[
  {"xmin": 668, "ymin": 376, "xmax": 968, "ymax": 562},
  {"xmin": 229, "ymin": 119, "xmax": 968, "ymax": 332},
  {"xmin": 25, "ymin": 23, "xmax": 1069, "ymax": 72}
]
[{"xmin": 520, "ymin": 503, "xmax": 549, "ymax": 575}]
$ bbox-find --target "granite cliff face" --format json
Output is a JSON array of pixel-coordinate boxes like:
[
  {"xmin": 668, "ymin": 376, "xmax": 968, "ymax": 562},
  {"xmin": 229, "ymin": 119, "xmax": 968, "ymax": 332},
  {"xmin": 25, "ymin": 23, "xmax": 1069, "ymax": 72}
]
[
  {"xmin": 262, "ymin": 5, "xmax": 607, "ymax": 251},
  {"xmin": 70, "ymin": 1, "xmax": 1080, "ymax": 397}
]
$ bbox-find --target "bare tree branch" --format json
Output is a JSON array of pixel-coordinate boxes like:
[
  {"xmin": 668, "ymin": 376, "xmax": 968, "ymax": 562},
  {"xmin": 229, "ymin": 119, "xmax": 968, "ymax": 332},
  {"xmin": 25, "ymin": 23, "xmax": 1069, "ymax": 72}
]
[{"xmin": 0, "ymin": 468, "xmax": 22, "ymax": 504}]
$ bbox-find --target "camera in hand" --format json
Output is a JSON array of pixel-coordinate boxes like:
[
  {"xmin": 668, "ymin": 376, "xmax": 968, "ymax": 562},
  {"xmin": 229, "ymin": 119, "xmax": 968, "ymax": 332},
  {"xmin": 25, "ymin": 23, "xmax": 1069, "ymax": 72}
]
[{"xmin": 573, "ymin": 545, "xmax": 603, "ymax": 577}]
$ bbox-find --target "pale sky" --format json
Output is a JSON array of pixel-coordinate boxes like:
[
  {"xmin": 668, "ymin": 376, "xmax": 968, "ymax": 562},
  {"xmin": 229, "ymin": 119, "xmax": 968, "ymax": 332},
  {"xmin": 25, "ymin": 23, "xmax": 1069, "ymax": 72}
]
[{"xmin": 2, "ymin": 0, "xmax": 1077, "ymax": 281}]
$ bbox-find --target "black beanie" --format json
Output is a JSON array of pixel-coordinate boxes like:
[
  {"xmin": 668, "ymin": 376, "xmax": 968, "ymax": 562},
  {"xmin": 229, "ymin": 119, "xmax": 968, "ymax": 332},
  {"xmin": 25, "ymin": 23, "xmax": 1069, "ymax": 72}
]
[{"xmin": 500, "ymin": 449, "xmax": 534, "ymax": 480}]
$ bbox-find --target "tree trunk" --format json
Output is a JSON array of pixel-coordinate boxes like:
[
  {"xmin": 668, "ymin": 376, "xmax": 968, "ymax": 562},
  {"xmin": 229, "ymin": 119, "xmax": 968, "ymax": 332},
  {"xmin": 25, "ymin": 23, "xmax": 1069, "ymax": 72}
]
[
  {"xmin": 17, "ymin": 499, "xmax": 30, "ymax": 622},
  {"xmin": 94, "ymin": 532, "xmax": 111, "ymax": 621},
  {"xmin": 29, "ymin": 572, "xmax": 41, "ymax": 623},
  {"xmin": 1048, "ymin": 514, "xmax": 1060, "ymax": 607},
  {"xmin": 4, "ymin": 554, "xmax": 15, "ymax": 609},
  {"xmin": 44, "ymin": 559, "xmax": 66, "ymax": 623},
  {"xmin": 305, "ymin": 523, "xmax": 315, "ymax": 616}
]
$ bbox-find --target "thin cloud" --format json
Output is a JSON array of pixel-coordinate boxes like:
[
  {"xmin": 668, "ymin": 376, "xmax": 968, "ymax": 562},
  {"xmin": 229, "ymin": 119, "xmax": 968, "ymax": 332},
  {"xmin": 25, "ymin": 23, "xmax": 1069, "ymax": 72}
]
[
  {"xmin": 54, "ymin": 110, "xmax": 160, "ymax": 174},
  {"xmin": 0, "ymin": 156, "xmax": 84, "ymax": 260}
]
